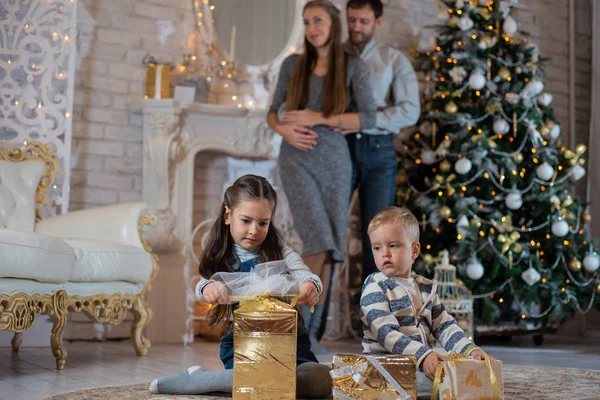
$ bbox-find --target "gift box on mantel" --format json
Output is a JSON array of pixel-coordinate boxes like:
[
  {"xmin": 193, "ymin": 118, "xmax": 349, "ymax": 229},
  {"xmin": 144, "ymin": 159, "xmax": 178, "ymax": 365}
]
[
  {"xmin": 431, "ymin": 349, "xmax": 504, "ymax": 400},
  {"xmin": 232, "ymin": 297, "xmax": 297, "ymax": 400},
  {"xmin": 331, "ymin": 354, "xmax": 417, "ymax": 400}
]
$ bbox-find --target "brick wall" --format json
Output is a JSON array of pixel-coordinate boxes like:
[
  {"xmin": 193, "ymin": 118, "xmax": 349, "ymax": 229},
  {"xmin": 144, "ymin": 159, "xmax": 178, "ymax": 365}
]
[{"xmin": 70, "ymin": 0, "xmax": 592, "ymax": 211}]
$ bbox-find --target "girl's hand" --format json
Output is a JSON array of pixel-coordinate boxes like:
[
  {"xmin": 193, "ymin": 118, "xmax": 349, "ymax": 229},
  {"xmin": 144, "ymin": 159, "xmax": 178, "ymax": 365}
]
[
  {"xmin": 470, "ymin": 349, "xmax": 496, "ymax": 362},
  {"xmin": 332, "ymin": 127, "xmax": 358, "ymax": 135},
  {"xmin": 202, "ymin": 281, "xmax": 229, "ymax": 304},
  {"xmin": 297, "ymin": 281, "xmax": 319, "ymax": 306},
  {"xmin": 278, "ymin": 124, "xmax": 319, "ymax": 151},
  {"xmin": 422, "ymin": 352, "xmax": 449, "ymax": 380},
  {"xmin": 282, "ymin": 110, "xmax": 321, "ymax": 127}
]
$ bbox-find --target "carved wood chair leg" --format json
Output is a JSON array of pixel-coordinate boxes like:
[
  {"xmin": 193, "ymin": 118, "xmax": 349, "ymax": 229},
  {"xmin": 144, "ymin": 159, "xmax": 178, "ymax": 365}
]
[
  {"xmin": 50, "ymin": 291, "xmax": 68, "ymax": 370},
  {"xmin": 131, "ymin": 295, "xmax": 152, "ymax": 356},
  {"xmin": 11, "ymin": 332, "xmax": 23, "ymax": 352}
]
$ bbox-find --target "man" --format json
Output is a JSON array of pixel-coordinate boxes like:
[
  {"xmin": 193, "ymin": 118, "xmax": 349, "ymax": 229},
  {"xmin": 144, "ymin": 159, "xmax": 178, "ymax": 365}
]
[{"xmin": 344, "ymin": 0, "xmax": 420, "ymax": 283}]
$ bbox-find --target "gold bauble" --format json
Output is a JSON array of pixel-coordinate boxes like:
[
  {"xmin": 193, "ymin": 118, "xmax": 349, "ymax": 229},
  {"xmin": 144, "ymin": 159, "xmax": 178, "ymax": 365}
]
[
  {"xmin": 439, "ymin": 206, "xmax": 452, "ymax": 219},
  {"xmin": 576, "ymin": 143, "xmax": 587, "ymax": 154},
  {"xmin": 596, "ymin": 283, "xmax": 600, "ymax": 294},
  {"xmin": 498, "ymin": 67, "xmax": 511, "ymax": 80},
  {"xmin": 485, "ymin": 102, "xmax": 502, "ymax": 115},
  {"xmin": 448, "ymin": 18, "xmax": 458, "ymax": 28},
  {"xmin": 545, "ymin": 119, "xmax": 555, "ymax": 129},
  {"xmin": 445, "ymin": 101, "xmax": 458, "ymax": 114},
  {"xmin": 513, "ymin": 153, "xmax": 524, "ymax": 164},
  {"xmin": 513, "ymin": 243, "xmax": 523, "ymax": 254},
  {"xmin": 540, "ymin": 126, "xmax": 551, "ymax": 137},
  {"xmin": 569, "ymin": 258, "xmax": 582, "ymax": 273},
  {"xmin": 440, "ymin": 159, "xmax": 452, "ymax": 173},
  {"xmin": 582, "ymin": 212, "xmax": 592, "ymax": 224},
  {"xmin": 568, "ymin": 158, "xmax": 577, "ymax": 167},
  {"xmin": 423, "ymin": 254, "xmax": 434, "ymax": 264},
  {"xmin": 471, "ymin": 218, "xmax": 482, "ymax": 229}
]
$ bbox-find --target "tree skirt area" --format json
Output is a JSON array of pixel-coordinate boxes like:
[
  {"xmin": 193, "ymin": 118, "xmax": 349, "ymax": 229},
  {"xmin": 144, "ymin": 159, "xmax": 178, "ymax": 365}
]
[{"xmin": 42, "ymin": 365, "xmax": 599, "ymax": 400}]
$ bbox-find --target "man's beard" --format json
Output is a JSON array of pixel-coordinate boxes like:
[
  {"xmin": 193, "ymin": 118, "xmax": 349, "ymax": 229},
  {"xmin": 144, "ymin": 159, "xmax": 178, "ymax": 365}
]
[{"xmin": 349, "ymin": 30, "xmax": 373, "ymax": 47}]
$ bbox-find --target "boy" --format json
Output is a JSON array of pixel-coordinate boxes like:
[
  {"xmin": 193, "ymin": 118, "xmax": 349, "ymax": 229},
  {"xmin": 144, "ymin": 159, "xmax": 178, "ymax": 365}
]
[{"xmin": 360, "ymin": 207, "xmax": 485, "ymax": 391}]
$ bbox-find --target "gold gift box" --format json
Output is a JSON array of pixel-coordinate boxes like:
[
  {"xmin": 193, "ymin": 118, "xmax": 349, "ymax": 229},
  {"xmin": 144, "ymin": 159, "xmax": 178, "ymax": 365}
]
[
  {"xmin": 332, "ymin": 354, "xmax": 417, "ymax": 400},
  {"xmin": 233, "ymin": 297, "xmax": 297, "ymax": 400},
  {"xmin": 436, "ymin": 358, "xmax": 504, "ymax": 400},
  {"xmin": 145, "ymin": 63, "xmax": 171, "ymax": 99}
]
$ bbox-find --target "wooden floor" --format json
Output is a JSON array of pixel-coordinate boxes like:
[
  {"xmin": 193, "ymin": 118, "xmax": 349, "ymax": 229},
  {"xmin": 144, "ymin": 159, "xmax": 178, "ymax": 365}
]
[{"xmin": 1, "ymin": 334, "xmax": 600, "ymax": 400}]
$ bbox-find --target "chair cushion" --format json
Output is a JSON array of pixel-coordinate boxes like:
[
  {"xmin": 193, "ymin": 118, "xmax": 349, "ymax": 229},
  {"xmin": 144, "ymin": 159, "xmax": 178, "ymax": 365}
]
[
  {"xmin": 0, "ymin": 160, "xmax": 45, "ymax": 231},
  {"xmin": 63, "ymin": 238, "xmax": 153, "ymax": 284},
  {"xmin": 0, "ymin": 278, "xmax": 63, "ymax": 296},
  {"xmin": 63, "ymin": 281, "xmax": 143, "ymax": 296},
  {"xmin": 0, "ymin": 229, "xmax": 75, "ymax": 283}
]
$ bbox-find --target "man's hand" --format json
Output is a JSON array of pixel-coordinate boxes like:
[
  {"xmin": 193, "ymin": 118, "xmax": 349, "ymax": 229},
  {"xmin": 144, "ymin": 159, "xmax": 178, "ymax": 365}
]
[
  {"xmin": 282, "ymin": 110, "xmax": 321, "ymax": 127},
  {"xmin": 296, "ymin": 281, "xmax": 319, "ymax": 306},
  {"xmin": 202, "ymin": 281, "xmax": 229, "ymax": 304},
  {"xmin": 278, "ymin": 124, "xmax": 319, "ymax": 151},
  {"xmin": 422, "ymin": 352, "xmax": 449, "ymax": 380}
]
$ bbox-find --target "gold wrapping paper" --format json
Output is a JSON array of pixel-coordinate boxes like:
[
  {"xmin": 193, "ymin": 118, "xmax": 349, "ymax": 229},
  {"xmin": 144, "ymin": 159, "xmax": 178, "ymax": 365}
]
[
  {"xmin": 331, "ymin": 354, "xmax": 417, "ymax": 400},
  {"xmin": 233, "ymin": 297, "xmax": 297, "ymax": 400},
  {"xmin": 145, "ymin": 63, "xmax": 171, "ymax": 99},
  {"xmin": 432, "ymin": 347, "xmax": 504, "ymax": 400}
]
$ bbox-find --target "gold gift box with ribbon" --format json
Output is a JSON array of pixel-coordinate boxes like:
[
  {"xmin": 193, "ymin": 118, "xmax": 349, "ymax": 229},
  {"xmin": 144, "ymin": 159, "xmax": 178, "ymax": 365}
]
[
  {"xmin": 431, "ymin": 347, "xmax": 504, "ymax": 400},
  {"xmin": 331, "ymin": 354, "xmax": 417, "ymax": 400},
  {"xmin": 233, "ymin": 297, "xmax": 297, "ymax": 400},
  {"xmin": 145, "ymin": 63, "xmax": 172, "ymax": 99}
]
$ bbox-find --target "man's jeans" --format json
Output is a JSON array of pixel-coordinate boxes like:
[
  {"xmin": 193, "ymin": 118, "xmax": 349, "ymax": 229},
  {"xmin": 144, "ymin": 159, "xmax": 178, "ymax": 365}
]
[{"xmin": 347, "ymin": 133, "xmax": 398, "ymax": 283}]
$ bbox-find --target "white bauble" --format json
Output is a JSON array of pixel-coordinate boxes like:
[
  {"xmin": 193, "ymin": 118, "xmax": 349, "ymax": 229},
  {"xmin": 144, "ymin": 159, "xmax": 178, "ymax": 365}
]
[
  {"xmin": 505, "ymin": 191, "xmax": 523, "ymax": 210},
  {"xmin": 551, "ymin": 218, "xmax": 569, "ymax": 237},
  {"xmin": 522, "ymin": 80, "xmax": 544, "ymax": 98},
  {"xmin": 456, "ymin": 0, "xmax": 465, "ymax": 8},
  {"xmin": 505, "ymin": 93, "xmax": 521, "ymax": 104},
  {"xmin": 466, "ymin": 258, "xmax": 485, "ymax": 280},
  {"xmin": 469, "ymin": 71, "xmax": 486, "ymax": 90},
  {"xmin": 549, "ymin": 124, "xmax": 560, "ymax": 140},
  {"xmin": 493, "ymin": 119, "xmax": 510, "ymax": 134},
  {"xmin": 521, "ymin": 266, "xmax": 541, "ymax": 286},
  {"xmin": 455, "ymin": 158, "xmax": 473, "ymax": 175},
  {"xmin": 457, "ymin": 215, "xmax": 470, "ymax": 236},
  {"xmin": 450, "ymin": 66, "xmax": 467, "ymax": 83},
  {"xmin": 503, "ymin": 16, "xmax": 518, "ymax": 35},
  {"xmin": 418, "ymin": 34, "xmax": 437, "ymax": 52},
  {"xmin": 421, "ymin": 150, "xmax": 437, "ymax": 165},
  {"xmin": 457, "ymin": 16, "xmax": 474, "ymax": 31},
  {"xmin": 536, "ymin": 162, "xmax": 554, "ymax": 181},
  {"xmin": 538, "ymin": 93, "xmax": 553, "ymax": 107},
  {"xmin": 583, "ymin": 252, "xmax": 600, "ymax": 273},
  {"xmin": 572, "ymin": 164, "xmax": 586, "ymax": 181}
]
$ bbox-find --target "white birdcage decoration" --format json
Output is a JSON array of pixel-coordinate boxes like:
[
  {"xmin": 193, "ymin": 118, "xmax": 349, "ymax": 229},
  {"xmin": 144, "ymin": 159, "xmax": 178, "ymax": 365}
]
[{"xmin": 434, "ymin": 250, "xmax": 474, "ymax": 341}]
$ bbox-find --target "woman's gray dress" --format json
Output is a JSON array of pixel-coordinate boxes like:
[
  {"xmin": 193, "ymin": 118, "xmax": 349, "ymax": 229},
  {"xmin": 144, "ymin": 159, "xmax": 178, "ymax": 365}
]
[{"xmin": 269, "ymin": 54, "xmax": 376, "ymax": 261}]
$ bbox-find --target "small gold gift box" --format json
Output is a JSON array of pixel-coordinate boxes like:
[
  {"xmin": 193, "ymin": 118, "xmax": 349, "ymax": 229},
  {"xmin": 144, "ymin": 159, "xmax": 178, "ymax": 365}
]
[
  {"xmin": 145, "ymin": 63, "xmax": 172, "ymax": 99},
  {"xmin": 331, "ymin": 354, "xmax": 417, "ymax": 400},
  {"xmin": 233, "ymin": 297, "xmax": 297, "ymax": 400}
]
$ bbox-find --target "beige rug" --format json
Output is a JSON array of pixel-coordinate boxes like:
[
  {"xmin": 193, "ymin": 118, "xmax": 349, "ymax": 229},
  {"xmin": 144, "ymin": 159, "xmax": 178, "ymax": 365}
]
[{"xmin": 42, "ymin": 365, "xmax": 599, "ymax": 400}]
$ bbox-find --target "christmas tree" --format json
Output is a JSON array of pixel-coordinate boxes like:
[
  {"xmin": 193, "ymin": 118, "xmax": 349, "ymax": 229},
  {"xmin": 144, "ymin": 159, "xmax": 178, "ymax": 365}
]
[{"xmin": 399, "ymin": 0, "xmax": 600, "ymax": 330}]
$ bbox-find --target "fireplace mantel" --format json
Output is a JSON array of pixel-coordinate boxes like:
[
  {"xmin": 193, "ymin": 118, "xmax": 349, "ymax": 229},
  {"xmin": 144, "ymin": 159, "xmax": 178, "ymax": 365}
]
[{"xmin": 131, "ymin": 99, "xmax": 282, "ymax": 343}]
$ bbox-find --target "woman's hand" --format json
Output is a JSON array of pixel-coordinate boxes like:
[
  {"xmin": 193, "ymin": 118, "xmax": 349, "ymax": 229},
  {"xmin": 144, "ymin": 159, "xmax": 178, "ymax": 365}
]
[
  {"xmin": 296, "ymin": 281, "xmax": 319, "ymax": 306},
  {"xmin": 332, "ymin": 127, "xmax": 358, "ymax": 135},
  {"xmin": 282, "ymin": 110, "xmax": 321, "ymax": 127},
  {"xmin": 278, "ymin": 124, "xmax": 319, "ymax": 151},
  {"xmin": 202, "ymin": 281, "xmax": 229, "ymax": 304}
]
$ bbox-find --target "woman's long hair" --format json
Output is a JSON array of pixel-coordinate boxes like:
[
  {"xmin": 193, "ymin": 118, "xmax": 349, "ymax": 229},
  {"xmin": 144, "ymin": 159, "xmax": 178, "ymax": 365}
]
[
  {"xmin": 199, "ymin": 174, "xmax": 284, "ymax": 326},
  {"xmin": 286, "ymin": 0, "xmax": 349, "ymax": 118}
]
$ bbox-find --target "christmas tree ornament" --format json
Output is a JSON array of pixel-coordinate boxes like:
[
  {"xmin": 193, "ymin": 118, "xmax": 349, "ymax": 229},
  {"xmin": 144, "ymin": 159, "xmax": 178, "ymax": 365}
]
[
  {"xmin": 538, "ymin": 93, "xmax": 553, "ymax": 106},
  {"xmin": 536, "ymin": 162, "xmax": 554, "ymax": 181},
  {"xmin": 422, "ymin": 150, "xmax": 437, "ymax": 165},
  {"xmin": 583, "ymin": 251, "xmax": 600, "ymax": 273},
  {"xmin": 596, "ymin": 283, "xmax": 600, "ymax": 294},
  {"xmin": 522, "ymin": 80, "xmax": 544, "ymax": 98},
  {"xmin": 498, "ymin": 67, "xmax": 511, "ymax": 80},
  {"xmin": 582, "ymin": 212, "xmax": 592, "ymax": 224},
  {"xmin": 466, "ymin": 256, "xmax": 484, "ymax": 280},
  {"xmin": 568, "ymin": 258, "xmax": 582, "ymax": 273},
  {"xmin": 468, "ymin": 70, "xmax": 487, "ymax": 90},
  {"xmin": 454, "ymin": 158, "xmax": 472, "ymax": 175},
  {"xmin": 470, "ymin": 218, "xmax": 481, "ymax": 229},
  {"xmin": 457, "ymin": 16, "xmax": 475, "ymax": 31},
  {"xmin": 512, "ymin": 153, "xmax": 524, "ymax": 164},
  {"xmin": 545, "ymin": 119, "xmax": 555, "ymax": 129},
  {"xmin": 572, "ymin": 164, "xmax": 586, "ymax": 181},
  {"xmin": 396, "ymin": 171, "xmax": 407, "ymax": 186},
  {"xmin": 521, "ymin": 264, "xmax": 541, "ymax": 286},
  {"xmin": 448, "ymin": 17, "xmax": 458, "ymax": 28},
  {"xmin": 440, "ymin": 159, "xmax": 452, "ymax": 173},
  {"xmin": 551, "ymin": 217, "xmax": 569, "ymax": 237},
  {"xmin": 493, "ymin": 119, "xmax": 510, "ymax": 134},
  {"xmin": 539, "ymin": 125, "xmax": 551, "ymax": 137},
  {"xmin": 505, "ymin": 191, "xmax": 523, "ymax": 210},
  {"xmin": 503, "ymin": 16, "xmax": 518, "ymax": 35},
  {"xmin": 513, "ymin": 243, "xmax": 523, "ymax": 254},
  {"xmin": 439, "ymin": 206, "xmax": 452, "ymax": 219},
  {"xmin": 445, "ymin": 101, "xmax": 458, "ymax": 114},
  {"xmin": 505, "ymin": 93, "xmax": 521, "ymax": 104},
  {"xmin": 457, "ymin": 215, "xmax": 470, "ymax": 236},
  {"xmin": 450, "ymin": 66, "xmax": 467, "ymax": 83}
]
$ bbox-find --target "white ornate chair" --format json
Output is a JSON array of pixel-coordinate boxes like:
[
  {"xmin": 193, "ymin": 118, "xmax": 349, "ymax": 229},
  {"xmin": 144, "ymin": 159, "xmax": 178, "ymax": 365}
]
[{"xmin": 0, "ymin": 142, "xmax": 159, "ymax": 369}]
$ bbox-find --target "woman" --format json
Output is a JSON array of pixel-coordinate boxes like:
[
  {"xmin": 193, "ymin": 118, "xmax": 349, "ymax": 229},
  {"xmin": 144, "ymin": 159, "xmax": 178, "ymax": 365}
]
[{"xmin": 267, "ymin": 0, "xmax": 375, "ymax": 352}]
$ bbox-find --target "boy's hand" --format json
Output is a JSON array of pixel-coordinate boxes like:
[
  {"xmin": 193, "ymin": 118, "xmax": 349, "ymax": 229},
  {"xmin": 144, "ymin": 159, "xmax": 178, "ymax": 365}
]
[
  {"xmin": 202, "ymin": 281, "xmax": 229, "ymax": 304},
  {"xmin": 297, "ymin": 281, "xmax": 319, "ymax": 306},
  {"xmin": 422, "ymin": 352, "xmax": 449, "ymax": 380}
]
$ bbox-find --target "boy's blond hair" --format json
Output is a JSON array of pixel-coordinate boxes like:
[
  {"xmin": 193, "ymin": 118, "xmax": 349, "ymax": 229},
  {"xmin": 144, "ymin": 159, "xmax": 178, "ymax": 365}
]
[{"xmin": 367, "ymin": 207, "xmax": 420, "ymax": 242}]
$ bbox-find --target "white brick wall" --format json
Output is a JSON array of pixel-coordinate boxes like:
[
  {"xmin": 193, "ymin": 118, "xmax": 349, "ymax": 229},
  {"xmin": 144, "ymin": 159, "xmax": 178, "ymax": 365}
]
[{"xmin": 71, "ymin": 0, "xmax": 592, "ymax": 214}]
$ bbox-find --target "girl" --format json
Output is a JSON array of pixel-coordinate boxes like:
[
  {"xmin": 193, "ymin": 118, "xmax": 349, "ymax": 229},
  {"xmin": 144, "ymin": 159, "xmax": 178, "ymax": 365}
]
[
  {"xmin": 267, "ymin": 0, "xmax": 376, "ymax": 353},
  {"xmin": 149, "ymin": 175, "xmax": 331, "ymax": 398}
]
